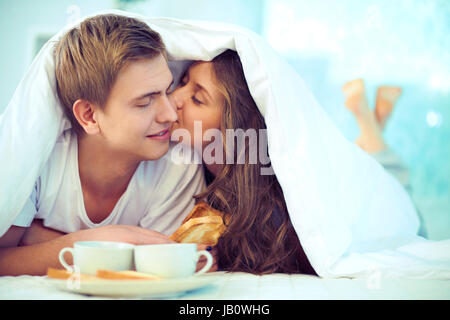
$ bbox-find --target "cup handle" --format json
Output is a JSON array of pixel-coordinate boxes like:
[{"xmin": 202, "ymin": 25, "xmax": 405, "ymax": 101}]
[
  {"xmin": 194, "ymin": 250, "xmax": 213, "ymax": 276},
  {"xmin": 59, "ymin": 247, "xmax": 74, "ymax": 272}
]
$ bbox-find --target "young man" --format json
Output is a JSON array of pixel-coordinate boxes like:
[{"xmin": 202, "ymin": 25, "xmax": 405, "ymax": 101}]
[{"xmin": 0, "ymin": 14, "xmax": 205, "ymax": 276}]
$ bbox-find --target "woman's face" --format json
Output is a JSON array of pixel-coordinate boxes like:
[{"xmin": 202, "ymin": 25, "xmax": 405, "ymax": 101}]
[{"xmin": 169, "ymin": 62, "xmax": 224, "ymax": 152}]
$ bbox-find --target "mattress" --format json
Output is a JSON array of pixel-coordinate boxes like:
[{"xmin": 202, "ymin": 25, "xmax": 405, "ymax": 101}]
[{"xmin": 0, "ymin": 272, "xmax": 448, "ymax": 300}]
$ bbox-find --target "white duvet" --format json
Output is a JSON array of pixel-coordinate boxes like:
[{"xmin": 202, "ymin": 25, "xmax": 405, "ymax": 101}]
[{"xmin": 1, "ymin": 10, "xmax": 449, "ymax": 279}]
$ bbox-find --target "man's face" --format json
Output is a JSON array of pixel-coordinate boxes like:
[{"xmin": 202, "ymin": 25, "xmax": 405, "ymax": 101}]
[{"xmin": 94, "ymin": 54, "xmax": 176, "ymax": 161}]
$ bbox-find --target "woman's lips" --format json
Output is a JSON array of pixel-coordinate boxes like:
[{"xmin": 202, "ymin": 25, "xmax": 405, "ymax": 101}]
[{"xmin": 147, "ymin": 129, "xmax": 170, "ymax": 140}]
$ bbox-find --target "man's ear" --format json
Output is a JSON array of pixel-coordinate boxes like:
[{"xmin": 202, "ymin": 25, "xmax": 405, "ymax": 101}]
[{"xmin": 72, "ymin": 99, "xmax": 100, "ymax": 135}]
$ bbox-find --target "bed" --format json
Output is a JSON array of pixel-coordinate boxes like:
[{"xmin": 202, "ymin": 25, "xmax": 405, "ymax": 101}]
[{"xmin": 1, "ymin": 272, "xmax": 448, "ymax": 300}]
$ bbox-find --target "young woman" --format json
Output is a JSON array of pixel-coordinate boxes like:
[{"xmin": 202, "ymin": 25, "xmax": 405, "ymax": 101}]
[{"xmin": 169, "ymin": 50, "xmax": 316, "ymax": 275}]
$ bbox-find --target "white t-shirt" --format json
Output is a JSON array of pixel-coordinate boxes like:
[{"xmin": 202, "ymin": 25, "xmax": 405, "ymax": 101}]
[{"xmin": 13, "ymin": 129, "xmax": 205, "ymax": 236}]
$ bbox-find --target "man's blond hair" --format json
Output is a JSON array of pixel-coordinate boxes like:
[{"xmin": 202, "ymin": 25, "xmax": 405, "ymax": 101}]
[{"xmin": 54, "ymin": 14, "xmax": 166, "ymax": 134}]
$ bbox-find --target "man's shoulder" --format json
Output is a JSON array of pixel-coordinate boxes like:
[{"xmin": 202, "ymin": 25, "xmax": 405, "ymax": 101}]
[
  {"xmin": 38, "ymin": 129, "xmax": 75, "ymax": 187},
  {"xmin": 50, "ymin": 129, "xmax": 75, "ymax": 157},
  {"xmin": 43, "ymin": 129, "xmax": 74, "ymax": 166}
]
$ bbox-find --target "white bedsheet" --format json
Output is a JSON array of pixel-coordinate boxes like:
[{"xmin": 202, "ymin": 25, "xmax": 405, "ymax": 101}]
[
  {"xmin": 0, "ymin": 273, "xmax": 448, "ymax": 300},
  {"xmin": 1, "ymin": 9, "xmax": 449, "ymax": 280}
]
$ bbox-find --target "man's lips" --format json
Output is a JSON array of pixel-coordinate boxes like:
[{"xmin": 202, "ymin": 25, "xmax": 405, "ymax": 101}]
[
  {"xmin": 147, "ymin": 129, "xmax": 169, "ymax": 137},
  {"xmin": 147, "ymin": 129, "xmax": 170, "ymax": 139}
]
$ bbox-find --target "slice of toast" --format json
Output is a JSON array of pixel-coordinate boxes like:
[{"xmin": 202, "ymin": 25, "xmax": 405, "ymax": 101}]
[
  {"xmin": 47, "ymin": 268, "xmax": 160, "ymax": 281},
  {"xmin": 169, "ymin": 202, "xmax": 228, "ymax": 246},
  {"xmin": 96, "ymin": 269, "xmax": 160, "ymax": 280},
  {"xmin": 46, "ymin": 267, "xmax": 99, "ymax": 281}
]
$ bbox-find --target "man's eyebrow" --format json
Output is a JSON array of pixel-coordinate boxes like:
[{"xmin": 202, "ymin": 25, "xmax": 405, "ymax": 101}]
[
  {"xmin": 131, "ymin": 91, "xmax": 157, "ymax": 102},
  {"xmin": 131, "ymin": 79, "xmax": 174, "ymax": 102}
]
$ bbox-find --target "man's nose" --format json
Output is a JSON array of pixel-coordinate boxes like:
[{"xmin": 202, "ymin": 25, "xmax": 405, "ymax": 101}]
[
  {"xmin": 156, "ymin": 95, "xmax": 178, "ymax": 123},
  {"xmin": 169, "ymin": 87, "xmax": 183, "ymax": 111}
]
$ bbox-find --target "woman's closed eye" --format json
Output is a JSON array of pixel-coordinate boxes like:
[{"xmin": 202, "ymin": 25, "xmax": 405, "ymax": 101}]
[
  {"xmin": 179, "ymin": 72, "xmax": 205, "ymax": 105},
  {"xmin": 192, "ymin": 95, "xmax": 204, "ymax": 105}
]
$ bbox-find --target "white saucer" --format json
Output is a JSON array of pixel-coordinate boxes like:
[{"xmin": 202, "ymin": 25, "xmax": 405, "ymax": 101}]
[{"xmin": 47, "ymin": 274, "xmax": 218, "ymax": 298}]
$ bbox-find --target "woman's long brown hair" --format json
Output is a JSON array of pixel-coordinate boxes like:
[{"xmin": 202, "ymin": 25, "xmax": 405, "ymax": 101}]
[{"xmin": 194, "ymin": 50, "xmax": 316, "ymax": 275}]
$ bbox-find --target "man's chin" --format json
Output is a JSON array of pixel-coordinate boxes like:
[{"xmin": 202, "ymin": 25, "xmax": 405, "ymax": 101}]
[{"xmin": 143, "ymin": 143, "xmax": 170, "ymax": 161}]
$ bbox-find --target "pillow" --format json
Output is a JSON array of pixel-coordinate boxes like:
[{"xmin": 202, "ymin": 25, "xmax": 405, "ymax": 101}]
[{"xmin": 1, "ymin": 9, "xmax": 449, "ymax": 278}]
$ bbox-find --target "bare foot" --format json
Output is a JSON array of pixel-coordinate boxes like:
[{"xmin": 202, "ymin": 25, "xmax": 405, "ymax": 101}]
[
  {"xmin": 342, "ymin": 79, "xmax": 387, "ymax": 153},
  {"xmin": 375, "ymin": 86, "xmax": 402, "ymax": 130},
  {"xmin": 341, "ymin": 78, "xmax": 370, "ymax": 117}
]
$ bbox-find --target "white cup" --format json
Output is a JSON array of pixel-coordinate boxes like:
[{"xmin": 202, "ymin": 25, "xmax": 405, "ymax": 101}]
[
  {"xmin": 134, "ymin": 243, "xmax": 213, "ymax": 278},
  {"xmin": 59, "ymin": 241, "xmax": 135, "ymax": 275}
]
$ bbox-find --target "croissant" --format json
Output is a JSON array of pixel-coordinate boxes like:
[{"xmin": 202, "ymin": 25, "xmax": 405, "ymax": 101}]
[{"xmin": 169, "ymin": 202, "xmax": 228, "ymax": 246}]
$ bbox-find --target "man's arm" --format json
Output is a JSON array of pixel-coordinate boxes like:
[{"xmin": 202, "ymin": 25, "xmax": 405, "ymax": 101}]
[
  {"xmin": 19, "ymin": 219, "xmax": 65, "ymax": 246},
  {"xmin": 0, "ymin": 226, "xmax": 77, "ymax": 276},
  {"xmin": 0, "ymin": 224, "xmax": 176, "ymax": 276},
  {"xmin": 19, "ymin": 221, "xmax": 219, "ymax": 274},
  {"xmin": 0, "ymin": 226, "xmax": 26, "ymax": 248}
]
